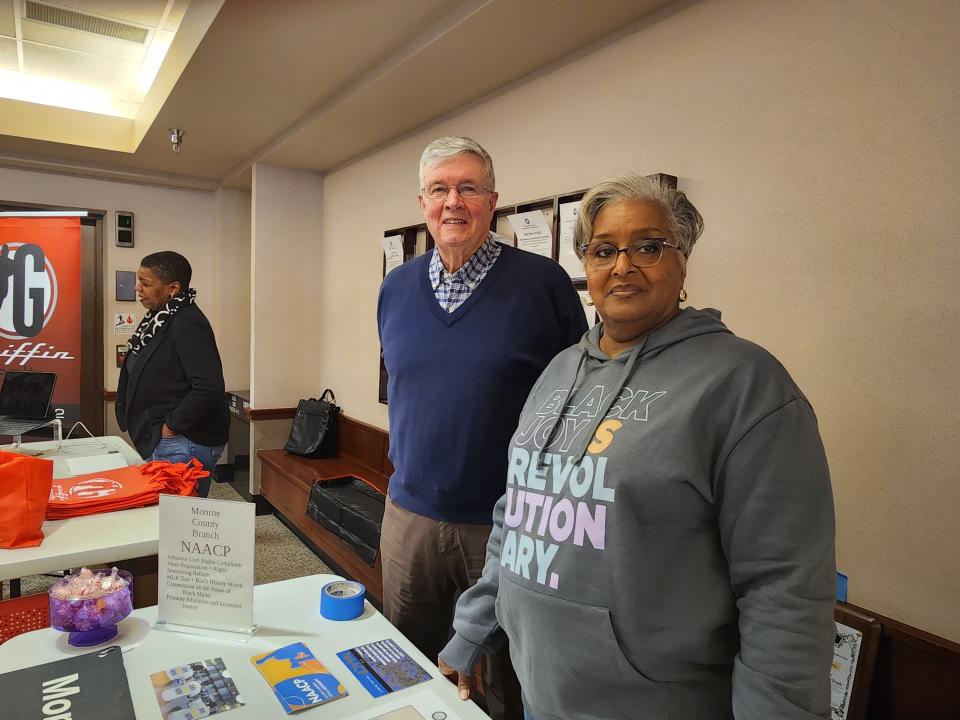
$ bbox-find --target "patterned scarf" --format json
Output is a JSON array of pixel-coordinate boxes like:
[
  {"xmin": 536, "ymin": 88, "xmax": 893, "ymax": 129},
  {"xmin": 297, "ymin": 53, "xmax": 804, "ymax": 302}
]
[{"xmin": 127, "ymin": 288, "xmax": 197, "ymax": 355}]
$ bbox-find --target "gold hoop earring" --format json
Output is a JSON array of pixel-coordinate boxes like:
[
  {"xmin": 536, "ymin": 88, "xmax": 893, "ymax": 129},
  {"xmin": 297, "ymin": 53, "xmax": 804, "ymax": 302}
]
[{"xmin": 679, "ymin": 288, "xmax": 688, "ymax": 302}]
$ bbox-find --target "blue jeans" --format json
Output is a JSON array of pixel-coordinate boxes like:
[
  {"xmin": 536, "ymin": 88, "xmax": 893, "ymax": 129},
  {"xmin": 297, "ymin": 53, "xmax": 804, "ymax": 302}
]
[{"xmin": 150, "ymin": 435, "xmax": 225, "ymax": 497}]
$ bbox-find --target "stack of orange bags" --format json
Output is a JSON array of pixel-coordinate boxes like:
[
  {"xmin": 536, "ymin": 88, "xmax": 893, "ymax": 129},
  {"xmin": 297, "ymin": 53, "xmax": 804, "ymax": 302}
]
[{"xmin": 45, "ymin": 459, "xmax": 209, "ymax": 519}]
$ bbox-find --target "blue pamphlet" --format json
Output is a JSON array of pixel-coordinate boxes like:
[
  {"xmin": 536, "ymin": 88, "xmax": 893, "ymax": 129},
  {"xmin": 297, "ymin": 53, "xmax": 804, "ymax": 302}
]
[
  {"xmin": 252, "ymin": 642, "xmax": 347, "ymax": 713},
  {"xmin": 336, "ymin": 639, "xmax": 431, "ymax": 698}
]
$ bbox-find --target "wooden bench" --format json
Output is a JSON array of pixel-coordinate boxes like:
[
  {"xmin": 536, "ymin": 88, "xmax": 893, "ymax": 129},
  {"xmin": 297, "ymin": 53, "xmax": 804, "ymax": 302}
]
[{"xmin": 258, "ymin": 416, "xmax": 391, "ymax": 605}]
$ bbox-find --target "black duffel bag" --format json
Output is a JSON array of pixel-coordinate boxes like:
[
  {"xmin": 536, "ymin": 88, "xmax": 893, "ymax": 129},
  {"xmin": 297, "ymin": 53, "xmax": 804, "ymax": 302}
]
[
  {"xmin": 307, "ymin": 476, "xmax": 385, "ymax": 565},
  {"xmin": 284, "ymin": 389, "xmax": 340, "ymax": 458}
]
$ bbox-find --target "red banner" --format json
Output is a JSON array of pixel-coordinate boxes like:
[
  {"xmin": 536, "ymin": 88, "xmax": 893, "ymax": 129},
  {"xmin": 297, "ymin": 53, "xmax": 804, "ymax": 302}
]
[{"xmin": 0, "ymin": 217, "xmax": 82, "ymax": 425}]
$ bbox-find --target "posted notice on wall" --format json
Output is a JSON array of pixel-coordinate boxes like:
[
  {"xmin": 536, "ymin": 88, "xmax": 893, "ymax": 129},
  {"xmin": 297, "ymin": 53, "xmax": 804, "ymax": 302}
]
[
  {"xmin": 507, "ymin": 210, "xmax": 553, "ymax": 257},
  {"xmin": 113, "ymin": 312, "xmax": 137, "ymax": 334},
  {"xmin": 557, "ymin": 200, "xmax": 585, "ymax": 280},
  {"xmin": 381, "ymin": 234, "xmax": 404, "ymax": 275},
  {"xmin": 157, "ymin": 494, "xmax": 255, "ymax": 637}
]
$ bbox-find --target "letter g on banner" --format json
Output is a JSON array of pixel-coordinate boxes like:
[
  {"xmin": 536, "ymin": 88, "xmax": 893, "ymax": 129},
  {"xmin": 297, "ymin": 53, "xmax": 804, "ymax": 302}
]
[{"xmin": 0, "ymin": 243, "xmax": 56, "ymax": 339}]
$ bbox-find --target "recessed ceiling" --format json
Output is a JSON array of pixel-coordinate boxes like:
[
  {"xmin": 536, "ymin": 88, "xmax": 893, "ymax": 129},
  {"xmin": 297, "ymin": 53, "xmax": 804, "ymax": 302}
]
[
  {"xmin": 1, "ymin": 0, "xmax": 187, "ymax": 118},
  {"xmin": 0, "ymin": 0, "xmax": 680, "ymax": 190},
  {"xmin": 0, "ymin": 0, "xmax": 219, "ymax": 150}
]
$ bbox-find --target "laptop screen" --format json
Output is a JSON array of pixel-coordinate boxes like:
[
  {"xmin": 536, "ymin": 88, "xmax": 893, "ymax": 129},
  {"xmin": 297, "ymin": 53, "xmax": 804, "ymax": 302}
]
[{"xmin": 0, "ymin": 371, "xmax": 57, "ymax": 418}]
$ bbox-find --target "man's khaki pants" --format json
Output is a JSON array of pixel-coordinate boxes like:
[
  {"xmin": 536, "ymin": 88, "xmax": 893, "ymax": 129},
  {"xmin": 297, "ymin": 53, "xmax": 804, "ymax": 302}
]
[{"xmin": 380, "ymin": 495, "xmax": 522, "ymax": 720}]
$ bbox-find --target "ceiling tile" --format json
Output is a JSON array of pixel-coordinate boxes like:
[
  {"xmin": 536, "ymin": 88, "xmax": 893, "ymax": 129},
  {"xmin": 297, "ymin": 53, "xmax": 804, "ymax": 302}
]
[
  {"xmin": 22, "ymin": 40, "xmax": 141, "ymax": 98},
  {"xmin": 48, "ymin": 0, "xmax": 168, "ymax": 28},
  {"xmin": 22, "ymin": 19, "xmax": 148, "ymax": 62},
  {"xmin": 0, "ymin": 0, "xmax": 14, "ymax": 37},
  {"xmin": 0, "ymin": 36, "xmax": 18, "ymax": 70}
]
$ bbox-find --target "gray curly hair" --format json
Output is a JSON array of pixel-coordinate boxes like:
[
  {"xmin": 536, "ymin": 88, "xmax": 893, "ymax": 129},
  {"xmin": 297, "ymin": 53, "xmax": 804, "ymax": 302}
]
[
  {"xmin": 573, "ymin": 173, "xmax": 703, "ymax": 258},
  {"xmin": 418, "ymin": 136, "xmax": 495, "ymax": 190}
]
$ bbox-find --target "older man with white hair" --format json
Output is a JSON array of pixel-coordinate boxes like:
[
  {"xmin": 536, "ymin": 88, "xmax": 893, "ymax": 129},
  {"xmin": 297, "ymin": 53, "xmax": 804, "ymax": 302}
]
[{"xmin": 378, "ymin": 136, "xmax": 586, "ymax": 718}]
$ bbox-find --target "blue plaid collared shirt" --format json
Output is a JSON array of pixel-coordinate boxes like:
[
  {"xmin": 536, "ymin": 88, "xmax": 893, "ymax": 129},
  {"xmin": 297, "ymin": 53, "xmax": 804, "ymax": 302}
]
[{"xmin": 429, "ymin": 232, "xmax": 503, "ymax": 313}]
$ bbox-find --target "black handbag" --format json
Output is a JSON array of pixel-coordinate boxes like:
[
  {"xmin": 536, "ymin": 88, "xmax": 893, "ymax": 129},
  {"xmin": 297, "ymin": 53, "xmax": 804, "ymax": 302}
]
[{"xmin": 284, "ymin": 389, "xmax": 340, "ymax": 458}]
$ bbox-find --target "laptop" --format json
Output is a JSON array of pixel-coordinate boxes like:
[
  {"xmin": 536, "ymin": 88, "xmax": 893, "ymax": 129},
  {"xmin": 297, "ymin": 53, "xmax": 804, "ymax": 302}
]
[{"xmin": 0, "ymin": 370, "xmax": 58, "ymax": 436}]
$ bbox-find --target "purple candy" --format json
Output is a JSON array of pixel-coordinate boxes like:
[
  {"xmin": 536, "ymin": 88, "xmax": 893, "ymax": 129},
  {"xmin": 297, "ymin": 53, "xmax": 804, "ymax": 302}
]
[{"xmin": 48, "ymin": 569, "xmax": 133, "ymax": 633}]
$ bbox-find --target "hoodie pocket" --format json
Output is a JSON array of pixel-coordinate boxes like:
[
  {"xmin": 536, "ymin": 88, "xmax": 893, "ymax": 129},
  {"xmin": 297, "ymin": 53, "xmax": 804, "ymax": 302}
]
[{"xmin": 498, "ymin": 573, "xmax": 666, "ymax": 719}]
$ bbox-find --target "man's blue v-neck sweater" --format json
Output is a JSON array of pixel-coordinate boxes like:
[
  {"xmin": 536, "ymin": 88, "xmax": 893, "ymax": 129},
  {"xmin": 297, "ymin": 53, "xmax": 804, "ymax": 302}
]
[{"xmin": 378, "ymin": 244, "xmax": 587, "ymax": 524}]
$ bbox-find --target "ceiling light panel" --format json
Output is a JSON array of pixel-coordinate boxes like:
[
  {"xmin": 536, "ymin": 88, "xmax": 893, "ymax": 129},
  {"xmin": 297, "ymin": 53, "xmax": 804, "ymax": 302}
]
[
  {"xmin": 22, "ymin": 18, "xmax": 149, "ymax": 62},
  {"xmin": 23, "ymin": 38, "xmax": 139, "ymax": 85},
  {"xmin": 22, "ymin": 41, "xmax": 141, "ymax": 108}
]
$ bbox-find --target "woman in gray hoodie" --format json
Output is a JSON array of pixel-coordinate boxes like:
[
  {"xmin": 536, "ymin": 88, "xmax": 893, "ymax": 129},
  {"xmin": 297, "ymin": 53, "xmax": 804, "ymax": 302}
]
[{"xmin": 438, "ymin": 173, "xmax": 836, "ymax": 719}]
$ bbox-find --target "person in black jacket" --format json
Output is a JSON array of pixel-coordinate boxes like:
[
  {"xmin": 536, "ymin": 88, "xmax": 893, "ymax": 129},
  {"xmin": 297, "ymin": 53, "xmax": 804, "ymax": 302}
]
[{"xmin": 116, "ymin": 251, "xmax": 230, "ymax": 497}]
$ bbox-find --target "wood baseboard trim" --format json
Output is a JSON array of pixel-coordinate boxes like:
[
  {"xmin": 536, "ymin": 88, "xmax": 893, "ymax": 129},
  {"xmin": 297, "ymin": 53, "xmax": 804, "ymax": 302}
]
[{"xmin": 246, "ymin": 407, "xmax": 297, "ymax": 421}]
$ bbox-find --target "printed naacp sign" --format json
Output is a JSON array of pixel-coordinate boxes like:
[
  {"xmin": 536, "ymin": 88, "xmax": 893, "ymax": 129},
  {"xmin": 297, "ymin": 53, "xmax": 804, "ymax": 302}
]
[{"xmin": 157, "ymin": 494, "xmax": 256, "ymax": 636}]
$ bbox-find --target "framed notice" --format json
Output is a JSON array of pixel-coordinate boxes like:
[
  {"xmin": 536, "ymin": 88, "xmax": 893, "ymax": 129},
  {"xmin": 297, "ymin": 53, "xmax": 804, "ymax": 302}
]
[
  {"xmin": 157, "ymin": 494, "xmax": 256, "ymax": 638},
  {"xmin": 831, "ymin": 604, "xmax": 881, "ymax": 720}
]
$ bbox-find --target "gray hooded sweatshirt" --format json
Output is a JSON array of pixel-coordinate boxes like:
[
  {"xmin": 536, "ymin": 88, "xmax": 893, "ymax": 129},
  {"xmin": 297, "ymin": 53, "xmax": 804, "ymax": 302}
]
[{"xmin": 439, "ymin": 308, "xmax": 836, "ymax": 719}]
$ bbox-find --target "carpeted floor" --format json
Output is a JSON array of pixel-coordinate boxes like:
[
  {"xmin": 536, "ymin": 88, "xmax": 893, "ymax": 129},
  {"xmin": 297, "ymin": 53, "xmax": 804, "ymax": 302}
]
[
  {"xmin": 6, "ymin": 479, "xmax": 331, "ymax": 599},
  {"xmin": 209, "ymin": 479, "xmax": 332, "ymax": 584}
]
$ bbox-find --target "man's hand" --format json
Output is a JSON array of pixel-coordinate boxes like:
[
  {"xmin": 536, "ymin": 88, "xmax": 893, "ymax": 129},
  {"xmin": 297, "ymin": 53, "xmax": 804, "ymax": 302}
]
[
  {"xmin": 161, "ymin": 423, "xmax": 175, "ymax": 438},
  {"xmin": 438, "ymin": 657, "xmax": 483, "ymax": 700}
]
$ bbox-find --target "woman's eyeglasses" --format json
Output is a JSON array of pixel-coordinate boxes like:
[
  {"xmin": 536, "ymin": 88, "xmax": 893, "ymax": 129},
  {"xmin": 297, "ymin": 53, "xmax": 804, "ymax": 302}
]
[{"xmin": 582, "ymin": 238, "xmax": 680, "ymax": 269}]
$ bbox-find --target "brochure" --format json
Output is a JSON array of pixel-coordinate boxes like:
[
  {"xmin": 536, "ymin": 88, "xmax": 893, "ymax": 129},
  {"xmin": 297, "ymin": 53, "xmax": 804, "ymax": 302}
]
[
  {"xmin": 251, "ymin": 642, "xmax": 347, "ymax": 713},
  {"xmin": 149, "ymin": 657, "xmax": 244, "ymax": 720},
  {"xmin": 337, "ymin": 638, "xmax": 431, "ymax": 698},
  {"xmin": 0, "ymin": 645, "xmax": 134, "ymax": 720}
]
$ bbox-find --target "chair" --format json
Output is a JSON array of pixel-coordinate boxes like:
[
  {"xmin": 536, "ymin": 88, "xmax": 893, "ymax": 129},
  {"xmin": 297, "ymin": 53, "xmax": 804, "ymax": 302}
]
[{"xmin": 0, "ymin": 592, "xmax": 50, "ymax": 644}]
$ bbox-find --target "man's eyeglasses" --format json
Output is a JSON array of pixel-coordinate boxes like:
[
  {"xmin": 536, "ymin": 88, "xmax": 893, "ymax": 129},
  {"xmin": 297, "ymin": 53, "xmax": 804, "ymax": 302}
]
[
  {"xmin": 583, "ymin": 238, "xmax": 680, "ymax": 269},
  {"xmin": 421, "ymin": 183, "xmax": 491, "ymax": 201}
]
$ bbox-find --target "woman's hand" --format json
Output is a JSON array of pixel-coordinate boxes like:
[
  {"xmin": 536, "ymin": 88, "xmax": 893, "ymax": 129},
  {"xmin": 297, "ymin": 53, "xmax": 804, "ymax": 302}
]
[
  {"xmin": 161, "ymin": 423, "xmax": 175, "ymax": 438},
  {"xmin": 438, "ymin": 657, "xmax": 484, "ymax": 700}
]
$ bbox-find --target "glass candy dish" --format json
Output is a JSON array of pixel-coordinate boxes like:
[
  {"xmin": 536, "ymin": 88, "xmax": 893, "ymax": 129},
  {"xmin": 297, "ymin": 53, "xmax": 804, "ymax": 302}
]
[{"xmin": 48, "ymin": 567, "xmax": 133, "ymax": 646}]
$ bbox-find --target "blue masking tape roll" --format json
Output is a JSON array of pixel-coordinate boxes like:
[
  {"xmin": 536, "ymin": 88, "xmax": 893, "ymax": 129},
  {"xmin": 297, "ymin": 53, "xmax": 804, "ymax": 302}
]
[{"xmin": 321, "ymin": 580, "xmax": 366, "ymax": 621}]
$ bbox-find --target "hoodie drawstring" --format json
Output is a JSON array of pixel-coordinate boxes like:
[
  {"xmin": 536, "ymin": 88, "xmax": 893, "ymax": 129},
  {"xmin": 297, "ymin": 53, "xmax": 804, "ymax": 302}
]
[
  {"xmin": 535, "ymin": 347, "xmax": 588, "ymax": 469},
  {"xmin": 567, "ymin": 336, "xmax": 648, "ymax": 467}
]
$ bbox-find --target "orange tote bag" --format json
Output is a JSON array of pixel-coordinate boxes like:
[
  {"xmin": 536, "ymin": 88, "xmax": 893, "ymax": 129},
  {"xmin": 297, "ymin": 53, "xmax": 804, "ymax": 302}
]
[{"xmin": 0, "ymin": 450, "xmax": 54, "ymax": 548}]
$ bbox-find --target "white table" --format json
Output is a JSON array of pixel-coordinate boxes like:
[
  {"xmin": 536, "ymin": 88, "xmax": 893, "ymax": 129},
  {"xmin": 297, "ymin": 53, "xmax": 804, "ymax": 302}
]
[
  {"xmin": 0, "ymin": 574, "xmax": 489, "ymax": 720},
  {"xmin": 0, "ymin": 437, "xmax": 154, "ymax": 588},
  {"xmin": 2, "ymin": 434, "xmax": 143, "ymax": 480}
]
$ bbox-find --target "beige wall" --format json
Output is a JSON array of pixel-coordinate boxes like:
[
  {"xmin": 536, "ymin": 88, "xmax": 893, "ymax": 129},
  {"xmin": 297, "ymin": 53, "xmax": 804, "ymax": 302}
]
[
  {"xmin": 249, "ymin": 163, "xmax": 324, "ymax": 491},
  {"xmin": 317, "ymin": 0, "xmax": 960, "ymax": 640},
  {"xmin": 213, "ymin": 187, "xmax": 252, "ymax": 391}
]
